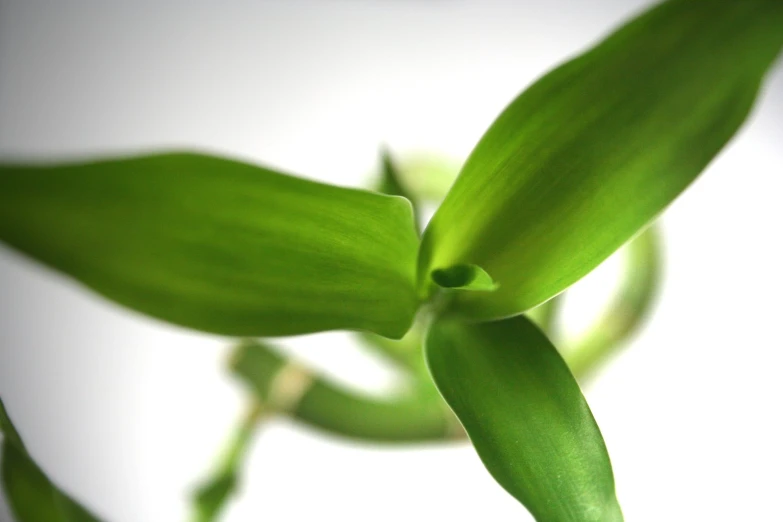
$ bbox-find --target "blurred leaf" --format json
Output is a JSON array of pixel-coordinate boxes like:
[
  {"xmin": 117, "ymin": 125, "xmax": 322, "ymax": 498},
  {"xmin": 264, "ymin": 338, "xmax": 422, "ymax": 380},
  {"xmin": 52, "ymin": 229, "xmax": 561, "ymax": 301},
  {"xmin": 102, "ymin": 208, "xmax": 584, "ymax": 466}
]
[
  {"xmin": 426, "ymin": 316, "xmax": 621, "ymax": 522},
  {"xmin": 0, "ymin": 398, "xmax": 102, "ymax": 522},
  {"xmin": 232, "ymin": 341, "xmax": 458, "ymax": 442},
  {"xmin": 377, "ymin": 148, "xmax": 420, "ymax": 230},
  {"xmin": 0, "ymin": 401, "xmax": 24, "ymax": 450},
  {"xmin": 419, "ymin": 0, "xmax": 783, "ymax": 320},
  {"xmin": 0, "ymin": 152, "xmax": 420, "ymax": 338},
  {"xmin": 393, "ymin": 154, "xmax": 462, "ymax": 203},
  {"xmin": 356, "ymin": 325, "xmax": 428, "ymax": 375}
]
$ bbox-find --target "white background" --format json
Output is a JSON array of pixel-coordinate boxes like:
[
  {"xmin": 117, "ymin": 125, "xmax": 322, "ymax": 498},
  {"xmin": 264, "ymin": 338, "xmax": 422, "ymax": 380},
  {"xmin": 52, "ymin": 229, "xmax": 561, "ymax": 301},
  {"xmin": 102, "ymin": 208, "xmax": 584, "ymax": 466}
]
[{"xmin": 0, "ymin": 1, "xmax": 781, "ymax": 520}]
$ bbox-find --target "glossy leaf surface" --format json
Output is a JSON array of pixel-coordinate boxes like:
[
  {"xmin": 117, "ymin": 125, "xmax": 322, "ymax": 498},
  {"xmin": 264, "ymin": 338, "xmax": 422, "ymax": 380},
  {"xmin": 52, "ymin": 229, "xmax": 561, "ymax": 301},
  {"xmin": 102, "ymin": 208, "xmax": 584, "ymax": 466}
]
[
  {"xmin": 0, "ymin": 152, "xmax": 420, "ymax": 338},
  {"xmin": 426, "ymin": 316, "xmax": 621, "ymax": 522},
  {"xmin": 1, "ymin": 398, "xmax": 102, "ymax": 521},
  {"xmin": 419, "ymin": 0, "xmax": 783, "ymax": 319}
]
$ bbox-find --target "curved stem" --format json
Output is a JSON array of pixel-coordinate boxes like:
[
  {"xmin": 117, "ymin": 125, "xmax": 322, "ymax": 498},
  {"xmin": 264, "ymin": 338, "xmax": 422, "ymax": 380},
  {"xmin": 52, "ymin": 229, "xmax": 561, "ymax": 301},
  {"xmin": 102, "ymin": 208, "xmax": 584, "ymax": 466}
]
[
  {"xmin": 377, "ymin": 148, "xmax": 422, "ymax": 234},
  {"xmin": 293, "ymin": 380, "xmax": 459, "ymax": 443},
  {"xmin": 525, "ymin": 295, "xmax": 562, "ymax": 339},
  {"xmin": 564, "ymin": 225, "xmax": 662, "ymax": 379},
  {"xmin": 231, "ymin": 340, "xmax": 462, "ymax": 443},
  {"xmin": 192, "ymin": 165, "xmax": 660, "ymax": 520}
]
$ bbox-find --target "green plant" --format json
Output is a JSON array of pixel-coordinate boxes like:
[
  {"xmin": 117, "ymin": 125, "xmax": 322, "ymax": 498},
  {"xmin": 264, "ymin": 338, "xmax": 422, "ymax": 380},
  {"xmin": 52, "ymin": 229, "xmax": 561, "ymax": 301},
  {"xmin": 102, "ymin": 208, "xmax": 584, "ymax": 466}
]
[{"xmin": 0, "ymin": 0, "xmax": 781, "ymax": 520}]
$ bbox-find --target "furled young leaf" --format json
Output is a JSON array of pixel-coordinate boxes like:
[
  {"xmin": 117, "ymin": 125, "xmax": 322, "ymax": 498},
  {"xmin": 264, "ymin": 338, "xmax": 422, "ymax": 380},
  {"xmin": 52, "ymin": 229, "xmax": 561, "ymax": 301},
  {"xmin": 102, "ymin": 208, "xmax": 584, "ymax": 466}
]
[
  {"xmin": 0, "ymin": 152, "xmax": 420, "ymax": 338},
  {"xmin": 430, "ymin": 263, "xmax": 497, "ymax": 292},
  {"xmin": 1, "ymin": 398, "xmax": 102, "ymax": 522},
  {"xmin": 426, "ymin": 316, "xmax": 621, "ymax": 522},
  {"xmin": 419, "ymin": 0, "xmax": 783, "ymax": 319}
]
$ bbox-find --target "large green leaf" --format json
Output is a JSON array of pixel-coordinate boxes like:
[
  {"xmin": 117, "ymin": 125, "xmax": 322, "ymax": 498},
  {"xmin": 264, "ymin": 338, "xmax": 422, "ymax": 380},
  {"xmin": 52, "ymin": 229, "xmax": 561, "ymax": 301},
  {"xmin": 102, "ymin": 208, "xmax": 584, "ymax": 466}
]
[
  {"xmin": 426, "ymin": 315, "xmax": 621, "ymax": 522},
  {"xmin": 1, "ymin": 398, "xmax": 102, "ymax": 521},
  {"xmin": 418, "ymin": 0, "xmax": 783, "ymax": 320},
  {"xmin": 0, "ymin": 152, "xmax": 420, "ymax": 338}
]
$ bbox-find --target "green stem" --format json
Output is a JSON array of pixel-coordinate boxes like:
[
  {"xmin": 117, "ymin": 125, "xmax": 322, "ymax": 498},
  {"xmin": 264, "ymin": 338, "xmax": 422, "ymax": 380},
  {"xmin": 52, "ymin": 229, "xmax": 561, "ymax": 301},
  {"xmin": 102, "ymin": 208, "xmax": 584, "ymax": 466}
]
[
  {"xmin": 193, "ymin": 222, "xmax": 658, "ymax": 517},
  {"xmin": 192, "ymin": 155, "xmax": 655, "ymax": 520},
  {"xmin": 215, "ymin": 402, "xmax": 266, "ymax": 475},
  {"xmin": 191, "ymin": 336, "xmax": 461, "ymax": 520},
  {"xmin": 190, "ymin": 401, "xmax": 266, "ymax": 522},
  {"xmin": 525, "ymin": 295, "xmax": 562, "ymax": 339},
  {"xmin": 293, "ymin": 380, "xmax": 459, "ymax": 443},
  {"xmin": 565, "ymin": 225, "xmax": 662, "ymax": 379},
  {"xmin": 231, "ymin": 340, "xmax": 462, "ymax": 443}
]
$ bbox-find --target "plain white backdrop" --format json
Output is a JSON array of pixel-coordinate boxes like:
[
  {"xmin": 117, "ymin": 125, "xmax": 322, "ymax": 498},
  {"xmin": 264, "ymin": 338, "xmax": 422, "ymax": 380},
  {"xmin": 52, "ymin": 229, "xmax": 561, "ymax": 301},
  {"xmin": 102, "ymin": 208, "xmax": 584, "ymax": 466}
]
[{"xmin": 0, "ymin": 1, "xmax": 781, "ymax": 520}]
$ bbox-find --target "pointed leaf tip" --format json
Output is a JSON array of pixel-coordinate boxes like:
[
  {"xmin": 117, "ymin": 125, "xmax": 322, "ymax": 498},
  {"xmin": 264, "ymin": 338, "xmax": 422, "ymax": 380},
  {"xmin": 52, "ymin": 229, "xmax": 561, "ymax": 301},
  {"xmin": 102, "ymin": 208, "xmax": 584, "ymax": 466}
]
[
  {"xmin": 426, "ymin": 315, "xmax": 622, "ymax": 522},
  {"xmin": 1, "ymin": 398, "xmax": 103, "ymax": 521}
]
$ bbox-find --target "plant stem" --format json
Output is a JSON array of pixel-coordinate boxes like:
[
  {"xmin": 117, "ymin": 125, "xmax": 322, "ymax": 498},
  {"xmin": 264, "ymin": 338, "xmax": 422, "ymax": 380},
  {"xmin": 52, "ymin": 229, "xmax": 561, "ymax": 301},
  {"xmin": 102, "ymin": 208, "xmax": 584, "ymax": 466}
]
[
  {"xmin": 231, "ymin": 340, "xmax": 462, "ymax": 443},
  {"xmin": 565, "ymin": 225, "xmax": 662, "ymax": 379},
  {"xmin": 190, "ymin": 400, "xmax": 266, "ymax": 522}
]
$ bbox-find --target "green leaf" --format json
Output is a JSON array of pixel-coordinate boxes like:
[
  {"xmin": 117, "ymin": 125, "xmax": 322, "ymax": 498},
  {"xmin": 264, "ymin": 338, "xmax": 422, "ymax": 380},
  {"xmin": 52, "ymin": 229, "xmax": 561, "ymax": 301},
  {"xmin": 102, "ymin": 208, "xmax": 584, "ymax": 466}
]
[
  {"xmin": 426, "ymin": 315, "xmax": 621, "ymax": 522},
  {"xmin": 377, "ymin": 148, "xmax": 420, "ymax": 229},
  {"xmin": 0, "ymin": 401, "xmax": 25, "ymax": 451},
  {"xmin": 430, "ymin": 263, "xmax": 497, "ymax": 292},
  {"xmin": 418, "ymin": 0, "xmax": 783, "ymax": 320},
  {"xmin": 375, "ymin": 148, "xmax": 422, "ymax": 236},
  {"xmin": 0, "ymin": 152, "xmax": 420, "ymax": 338},
  {"xmin": 1, "ymin": 398, "xmax": 102, "ymax": 521}
]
